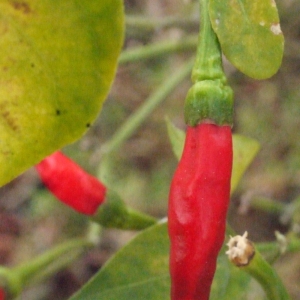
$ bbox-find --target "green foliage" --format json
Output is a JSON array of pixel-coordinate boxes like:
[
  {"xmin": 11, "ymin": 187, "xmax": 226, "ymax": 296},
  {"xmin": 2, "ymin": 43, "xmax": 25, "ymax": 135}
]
[
  {"xmin": 231, "ymin": 134, "xmax": 260, "ymax": 193},
  {"xmin": 69, "ymin": 222, "xmax": 257, "ymax": 300},
  {"xmin": 209, "ymin": 0, "xmax": 284, "ymax": 79},
  {"xmin": 70, "ymin": 222, "xmax": 170, "ymax": 300},
  {"xmin": 0, "ymin": 0, "xmax": 124, "ymax": 186},
  {"xmin": 165, "ymin": 117, "xmax": 185, "ymax": 161}
]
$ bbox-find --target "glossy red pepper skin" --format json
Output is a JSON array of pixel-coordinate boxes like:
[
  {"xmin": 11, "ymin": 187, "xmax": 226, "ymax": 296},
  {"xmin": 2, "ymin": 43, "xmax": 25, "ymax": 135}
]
[
  {"xmin": 36, "ymin": 151, "xmax": 106, "ymax": 215},
  {"xmin": 168, "ymin": 123, "xmax": 232, "ymax": 300}
]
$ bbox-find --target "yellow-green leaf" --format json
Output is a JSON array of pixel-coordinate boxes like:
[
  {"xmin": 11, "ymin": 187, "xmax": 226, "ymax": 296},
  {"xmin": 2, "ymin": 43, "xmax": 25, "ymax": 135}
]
[
  {"xmin": 0, "ymin": 0, "xmax": 124, "ymax": 186},
  {"xmin": 69, "ymin": 221, "xmax": 254, "ymax": 300},
  {"xmin": 231, "ymin": 134, "xmax": 260, "ymax": 193},
  {"xmin": 70, "ymin": 221, "xmax": 170, "ymax": 300},
  {"xmin": 209, "ymin": 0, "xmax": 284, "ymax": 79},
  {"xmin": 165, "ymin": 117, "xmax": 185, "ymax": 161}
]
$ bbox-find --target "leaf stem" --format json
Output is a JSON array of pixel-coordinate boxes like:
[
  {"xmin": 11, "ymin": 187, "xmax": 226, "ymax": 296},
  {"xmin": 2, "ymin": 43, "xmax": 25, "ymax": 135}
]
[
  {"xmin": 258, "ymin": 233, "xmax": 300, "ymax": 254},
  {"xmin": 248, "ymin": 196, "xmax": 286, "ymax": 214},
  {"xmin": 125, "ymin": 15, "xmax": 199, "ymax": 32},
  {"xmin": 101, "ymin": 58, "xmax": 194, "ymax": 154},
  {"xmin": 3, "ymin": 239, "xmax": 94, "ymax": 294},
  {"xmin": 119, "ymin": 35, "xmax": 197, "ymax": 64}
]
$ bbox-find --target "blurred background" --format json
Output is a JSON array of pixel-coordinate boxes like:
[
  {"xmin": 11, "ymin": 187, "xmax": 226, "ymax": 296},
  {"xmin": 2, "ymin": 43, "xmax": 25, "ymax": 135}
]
[{"xmin": 0, "ymin": 0, "xmax": 300, "ymax": 299}]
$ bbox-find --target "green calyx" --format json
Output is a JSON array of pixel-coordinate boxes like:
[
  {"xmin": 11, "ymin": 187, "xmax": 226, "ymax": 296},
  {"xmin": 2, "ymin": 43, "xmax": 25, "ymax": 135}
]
[
  {"xmin": 184, "ymin": 79, "xmax": 233, "ymax": 126},
  {"xmin": 93, "ymin": 189, "xmax": 128, "ymax": 228}
]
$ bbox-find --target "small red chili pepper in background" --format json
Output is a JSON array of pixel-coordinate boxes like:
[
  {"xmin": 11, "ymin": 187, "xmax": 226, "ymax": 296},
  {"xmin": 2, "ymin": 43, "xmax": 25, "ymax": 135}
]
[
  {"xmin": 168, "ymin": 123, "xmax": 232, "ymax": 300},
  {"xmin": 35, "ymin": 151, "xmax": 106, "ymax": 215},
  {"xmin": 0, "ymin": 289, "xmax": 5, "ymax": 300},
  {"xmin": 35, "ymin": 151, "xmax": 156, "ymax": 230}
]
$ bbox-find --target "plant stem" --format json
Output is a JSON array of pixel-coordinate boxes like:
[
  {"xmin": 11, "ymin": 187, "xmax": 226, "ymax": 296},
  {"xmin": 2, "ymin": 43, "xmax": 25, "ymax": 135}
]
[
  {"xmin": 258, "ymin": 233, "xmax": 300, "ymax": 254},
  {"xmin": 101, "ymin": 58, "xmax": 194, "ymax": 154},
  {"xmin": 192, "ymin": 0, "xmax": 226, "ymax": 83},
  {"xmin": 13, "ymin": 239, "xmax": 93, "ymax": 288},
  {"xmin": 184, "ymin": 0, "xmax": 233, "ymax": 126},
  {"xmin": 125, "ymin": 15, "xmax": 199, "ymax": 32},
  {"xmin": 119, "ymin": 35, "xmax": 197, "ymax": 64},
  {"xmin": 124, "ymin": 207, "xmax": 158, "ymax": 230},
  {"xmin": 92, "ymin": 189, "xmax": 157, "ymax": 230},
  {"xmin": 243, "ymin": 247, "xmax": 291, "ymax": 300},
  {"xmin": 250, "ymin": 196, "xmax": 286, "ymax": 214}
]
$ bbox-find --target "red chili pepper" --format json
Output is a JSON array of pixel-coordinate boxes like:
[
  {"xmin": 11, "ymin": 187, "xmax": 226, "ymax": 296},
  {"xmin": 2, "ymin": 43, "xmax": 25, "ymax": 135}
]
[
  {"xmin": 35, "ymin": 151, "xmax": 106, "ymax": 215},
  {"xmin": 0, "ymin": 289, "xmax": 5, "ymax": 300},
  {"xmin": 168, "ymin": 123, "xmax": 232, "ymax": 300}
]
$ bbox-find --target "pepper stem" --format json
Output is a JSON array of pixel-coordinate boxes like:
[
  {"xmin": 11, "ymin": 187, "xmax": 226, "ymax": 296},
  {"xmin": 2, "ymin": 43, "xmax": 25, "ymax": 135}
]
[
  {"xmin": 184, "ymin": 0, "xmax": 233, "ymax": 126},
  {"xmin": 192, "ymin": 0, "xmax": 225, "ymax": 82},
  {"xmin": 92, "ymin": 189, "xmax": 157, "ymax": 230}
]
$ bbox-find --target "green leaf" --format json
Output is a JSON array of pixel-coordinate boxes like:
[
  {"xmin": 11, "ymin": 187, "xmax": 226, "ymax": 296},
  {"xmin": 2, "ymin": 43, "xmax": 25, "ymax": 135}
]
[
  {"xmin": 231, "ymin": 134, "xmax": 260, "ymax": 193},
  {"xmin": 70, "ymin": 222, "xmax": 255, "ymax": 300},
  {"xmin": 166, "ymin": 122, "xmax": 260, "ymax": 194},
  {"xmin": 70, "ymin": 221, "xmax": 170, "ymax": 300},
  {"xmin": 0, "ymin": 0, "xmax": 124, "ymax": 186},
  {"xmin": 209, "ymin": 0, "xmax": 284, "ymax": 79},
  {"xmin": 165, "ymin": 117, "xmax": 185, "ymax": 161}
]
